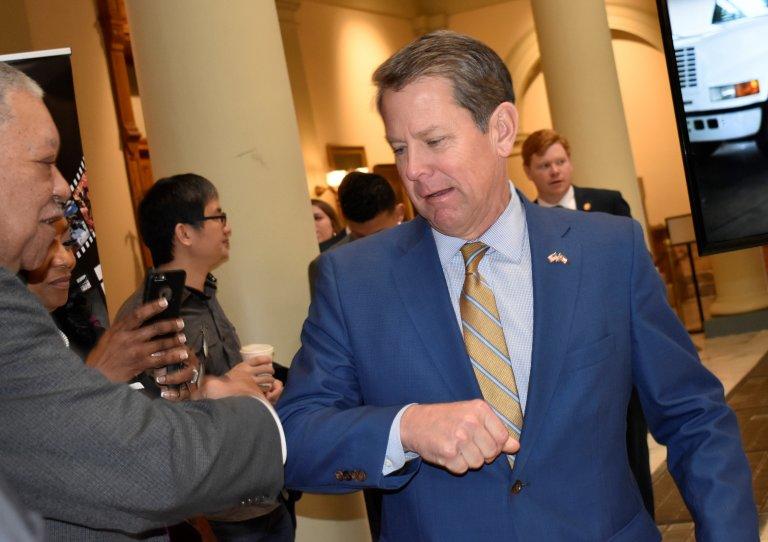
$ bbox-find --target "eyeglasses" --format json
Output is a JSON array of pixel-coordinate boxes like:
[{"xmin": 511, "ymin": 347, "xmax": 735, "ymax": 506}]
[{"xmin": 198, "ymin": 213, "xmax": 227, "ymax": 226}]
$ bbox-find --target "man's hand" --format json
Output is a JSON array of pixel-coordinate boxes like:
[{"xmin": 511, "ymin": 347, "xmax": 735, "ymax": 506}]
[
  {"xmin": 400, "ymin": 400, "xmax": 520, "ymax": 474},
  {"xmin": 197, "ymin": 356, "xmax": 274, "ymax": 400},
  {"xmin": 85, "ymin": 298, "xmax": 188, "ymax": 383},
  {"xmin": 153, "ymin": 353, "xmax": 200, "ymax": 401},
  {"xmin": 264, "ymin": 379, "xmax": 283, "ymax": 406}
]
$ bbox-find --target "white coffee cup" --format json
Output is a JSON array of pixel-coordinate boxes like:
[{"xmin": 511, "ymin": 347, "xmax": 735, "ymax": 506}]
[
  {"xmin": 239, "ymin": 343, "xmax": 274, "ymax": 360},
  {"xmin": 239, "ymin": 343, "xmax": 275, "ymax": 389}
]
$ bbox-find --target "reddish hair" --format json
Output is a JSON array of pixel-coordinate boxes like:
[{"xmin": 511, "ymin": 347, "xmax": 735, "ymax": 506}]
[{"xmin": 521, "ymin": 129, "xmax": 571, "ymax": 167}]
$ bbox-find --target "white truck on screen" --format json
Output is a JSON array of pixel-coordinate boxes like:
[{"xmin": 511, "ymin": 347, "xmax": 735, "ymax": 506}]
[{"xmin": 669, "ymin": 0, "xmax": 768, "ymax": 155}]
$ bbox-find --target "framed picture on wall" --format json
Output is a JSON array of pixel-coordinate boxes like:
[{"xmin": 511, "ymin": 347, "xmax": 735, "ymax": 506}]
[{"xmin": 327, "ymin": 144, "xmax": 367, "ymax": 171}]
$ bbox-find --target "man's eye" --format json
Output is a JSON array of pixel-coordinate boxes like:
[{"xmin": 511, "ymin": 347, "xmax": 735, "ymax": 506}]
[
  {"xmin": 426, "ymin": 138, "xmax": 444, "ymax": 147},
  {"xmin": 392, "ymin": 147, "xmax": 405, "ymax": 156}
]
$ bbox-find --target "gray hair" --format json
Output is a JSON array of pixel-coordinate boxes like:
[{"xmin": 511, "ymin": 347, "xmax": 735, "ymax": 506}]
[
  {"xmin": 372, "ymin": 30, "xmax": 515, "ymax": 132},
  {"xmin": 0, "ymin": 62, "xmax": 44, "ymax": 125}
]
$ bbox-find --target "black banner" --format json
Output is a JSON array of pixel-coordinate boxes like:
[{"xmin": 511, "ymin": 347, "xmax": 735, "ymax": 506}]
[{"xmin": 1, "ymin": 49, "xmax": 109, "ymax": 326}]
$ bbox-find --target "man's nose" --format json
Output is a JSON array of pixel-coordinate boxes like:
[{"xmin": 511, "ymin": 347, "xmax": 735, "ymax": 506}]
[
  {"xmin": 54, "ymin": 240, "xmax": 76, "ymax": 270},
  {"xmin": 52, "ymin": 166, "xmax": 71, "ymax": 202},
  {"xmin": 404, "ymin": 148, "xmax": 430, "ymax": 182}
]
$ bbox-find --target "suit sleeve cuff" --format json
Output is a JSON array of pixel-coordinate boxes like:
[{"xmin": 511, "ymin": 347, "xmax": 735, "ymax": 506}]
[{"xmin": 383, "ymin": 403, "xmax": 419, "ymax": 475}]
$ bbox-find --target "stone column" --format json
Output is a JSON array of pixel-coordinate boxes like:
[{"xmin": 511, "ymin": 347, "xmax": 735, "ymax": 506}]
[
  {"xmin": 125, "ymin": 0, "xmax": 317, "ymax": 368},
  {"xmin": 276, "ymin": 0, "xmax": 325, "ymax": 192},
  {"xmin": 125, "ymin": 2, "xmax": 369, "ymax": 540},
  {"xmin": 530, "ymin": 0, "xmax": 646, "ymax": 232}
]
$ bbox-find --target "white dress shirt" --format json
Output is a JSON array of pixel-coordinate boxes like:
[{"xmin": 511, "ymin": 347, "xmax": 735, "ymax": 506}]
[{"xmin": 537, "ymin": 184, "xmax": 576, "ymax": 210}]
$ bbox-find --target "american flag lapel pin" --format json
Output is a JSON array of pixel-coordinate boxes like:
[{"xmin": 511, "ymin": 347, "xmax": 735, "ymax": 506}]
[{"xmin": 547, "ymin": 251, "xmax": 568, "ymax": 264}]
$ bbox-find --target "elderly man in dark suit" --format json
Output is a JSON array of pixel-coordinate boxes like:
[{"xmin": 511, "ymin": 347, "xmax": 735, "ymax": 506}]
[
  {"xmin": 0, "ymin": 61, "xmax": 285, "ymax": 541},
  {"xmin": 522, "ymin": 128, "xmax": 654, "ymax": 517}
]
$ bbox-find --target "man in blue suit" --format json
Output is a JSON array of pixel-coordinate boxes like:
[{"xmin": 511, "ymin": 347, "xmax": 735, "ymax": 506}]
[{"xmin": 278, "ymin": 31, "xmax": 757, "ymax": 541}]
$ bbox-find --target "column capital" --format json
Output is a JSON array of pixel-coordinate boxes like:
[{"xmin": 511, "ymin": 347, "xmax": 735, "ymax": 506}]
[{"xmin": 412, "ymin": 14, "xmax": 447, "ymax": 37}]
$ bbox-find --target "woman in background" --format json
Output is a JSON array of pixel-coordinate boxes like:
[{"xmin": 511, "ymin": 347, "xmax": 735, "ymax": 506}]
[
  {"xmin": 24, "ymin": 215, "xmax": 105, "ymax": 359},
  {"xmin": 23, "ymin": 218, "xmax": 99, "ymax": 353},
  {"xmin": 311, "ymin": 198, "xmax": 346, "ymax": 252},
  {"xmin": 21, "ymin": 217, "xmax": 190, "ymax": 388}
]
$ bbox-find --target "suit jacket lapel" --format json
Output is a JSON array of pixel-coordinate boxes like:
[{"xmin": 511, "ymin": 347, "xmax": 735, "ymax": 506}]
[
  {"xmin": 392, "ymin": 219, "xmax": 479, "ymax": 400},
  {"xmin": 574, "ymin": 186, "xmax": 585, "ymax": 211},
  {"xmin": 514, "ymin": 200, "xmax": 582, "ymax": 475}
]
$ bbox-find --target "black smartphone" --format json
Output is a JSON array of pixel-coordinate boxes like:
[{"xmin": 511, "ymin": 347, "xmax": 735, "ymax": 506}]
[{"xmin": 142, "ymin": 269, "xmax": 187, "ymax": 385}]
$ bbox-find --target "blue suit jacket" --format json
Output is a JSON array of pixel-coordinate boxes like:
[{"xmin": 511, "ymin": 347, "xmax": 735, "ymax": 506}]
[{"xmin": 279, "ymin": 196, "xmax": 756, "ymax": 541}]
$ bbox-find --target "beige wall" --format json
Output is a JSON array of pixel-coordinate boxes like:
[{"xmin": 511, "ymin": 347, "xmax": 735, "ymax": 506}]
[
  {"xmin": 0, "ymin": 0, "xmax": 32, "ymax": 53},
  {"xmin": 21, "ymin": 0, "xmax": 144, "ymax": 319},
  {"xmin": 449, "ymin": 0, "xmax": 534, "ymax": 65},
  {"xmin": 296, "ymin": 1, "xmax": 414, "ymax": 191}
]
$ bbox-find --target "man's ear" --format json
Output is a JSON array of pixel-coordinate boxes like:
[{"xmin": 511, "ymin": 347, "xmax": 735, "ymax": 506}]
[
  {"xmin": 490, "ymin": 102, "xmax": 519, "ymax": 158},
  {"xmin": 394, "ymin": 202, "xmax": 405, "ymax": 224},
  {"xmin": 174, "ymin": 222, "xmax": 194, "ymax": 248}
]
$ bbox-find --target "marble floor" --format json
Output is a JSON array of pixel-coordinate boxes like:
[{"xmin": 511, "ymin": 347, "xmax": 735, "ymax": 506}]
[{"xmin": 649, "ymin": 329, "xmax": 768, "ymax": 540}]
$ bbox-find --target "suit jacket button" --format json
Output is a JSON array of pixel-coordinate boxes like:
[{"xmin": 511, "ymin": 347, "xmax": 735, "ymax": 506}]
[
  {"xmin": 511, "ymin": 480, "xmax": 524, "ymax": 494},
  {"xmin": 335, "ymin": 470, "xmax": 345, "ymax": 481}
]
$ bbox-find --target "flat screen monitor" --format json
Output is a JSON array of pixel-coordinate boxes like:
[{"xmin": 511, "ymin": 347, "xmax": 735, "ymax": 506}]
[{"xmin": 656, "ymin": 0, "xmax": 768, "ymax": 254}]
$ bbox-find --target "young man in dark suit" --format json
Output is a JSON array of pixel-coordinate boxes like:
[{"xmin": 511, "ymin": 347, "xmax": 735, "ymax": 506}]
[{"xmin": 523, "ymin": 128, "xmax": 630, "ymax": 216}]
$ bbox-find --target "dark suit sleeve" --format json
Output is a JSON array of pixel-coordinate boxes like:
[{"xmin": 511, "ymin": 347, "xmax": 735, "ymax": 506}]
[
  {"xmin": 279, "ymin": 254, "xmax": 419, "ymax": 493},
  {"xmin": 627, "ymin": 223, "xmax": 757, "ymax": 540},
  {"xmin": 612, "ymin": 192, "xmax": 631, "ymax": 217},
  {"xmin": 0, "ymin": 272, "xmax": 284, "ymax": 535}
]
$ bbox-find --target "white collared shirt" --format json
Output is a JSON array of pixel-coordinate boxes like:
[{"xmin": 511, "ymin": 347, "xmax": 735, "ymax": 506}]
[
  {"xmin": 431, "ymin": 183, "xmax": 533, "ymax": 412},
  {"xmin": 537, "ymin": 184, "xmax": 576, "ymax": 210}
]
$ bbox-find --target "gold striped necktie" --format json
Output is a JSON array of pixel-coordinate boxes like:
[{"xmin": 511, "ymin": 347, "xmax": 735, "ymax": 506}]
[{"xmin": 460, "ymin": 242, "xmax": 523, "ymax": 463}]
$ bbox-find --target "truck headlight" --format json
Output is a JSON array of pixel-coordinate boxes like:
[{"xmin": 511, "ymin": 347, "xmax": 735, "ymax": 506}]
[{"xmin": 710, "ymin": 80, "xmax": 760, "ymax": 101}]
